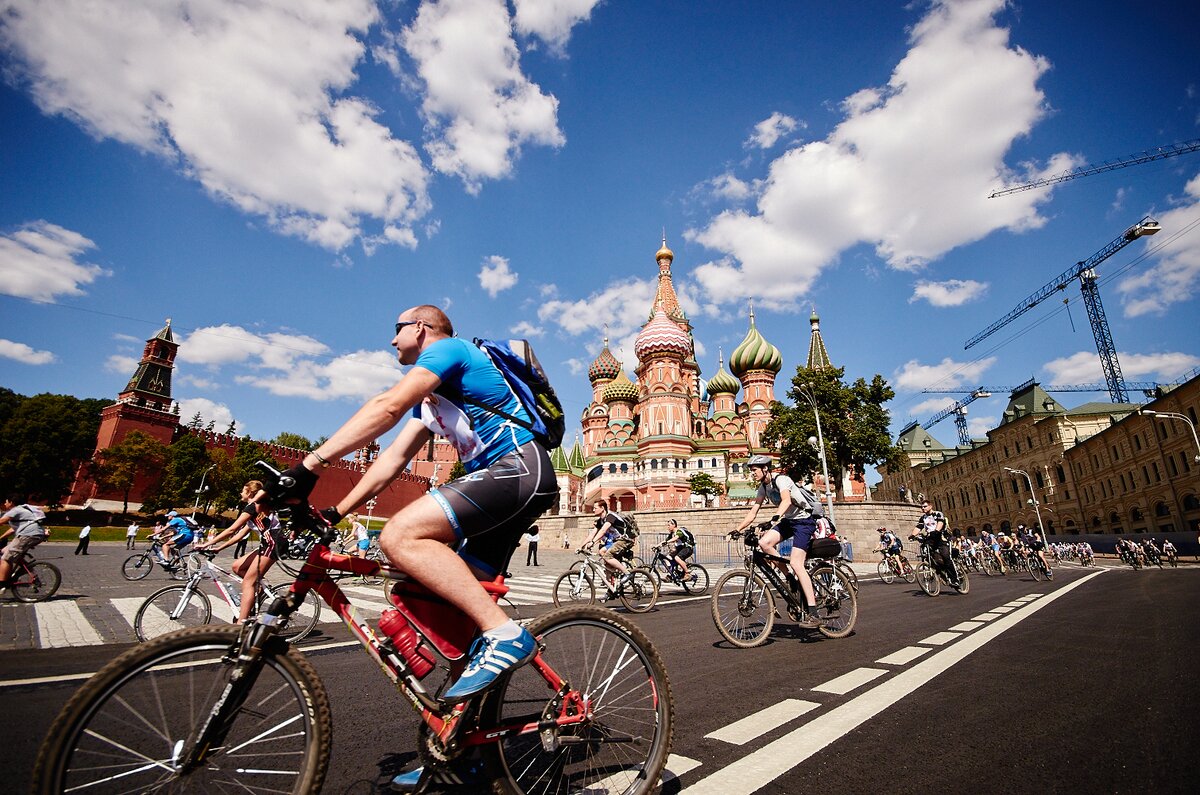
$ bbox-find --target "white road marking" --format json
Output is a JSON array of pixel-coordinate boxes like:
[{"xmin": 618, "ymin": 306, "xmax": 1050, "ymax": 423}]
[
  {"xmin": 949, "ymin": 621, "xmax": 984, "ymax": 632},
  {"xmin": 971, "ymin": 612, "xmax": 1003, "ymax": 622},
  {"xmin": 917, "ymin": 631, "xmax": 961, "ymax": 646},
  {"xmin": 705, "ymin": 699, "xmax": 821, "ymax": 745},
  {"xmin": 663, "ymin": 754, "xmax": 702, "ymax": 781},
  {"xmin": 991, "ymin": 605, "xmax": 1015, "ymax": 613},
  {"xmin": 812, "ymin": 667, "xmax": 887, "ymax": 695},
  {"xmin": 35, "ymin": 601, "xmax": 103, "ymax": 648},
  {"xmin": 110, "ymin": 597, "xmax": 146, "ymax": 629},
  {"xmin": 876, "ymin": 646, "xmax": 932, "ymax": 666},
  {"xmin": 682, "ymin": 570, "xmax": 1107, "ymax": 794}
]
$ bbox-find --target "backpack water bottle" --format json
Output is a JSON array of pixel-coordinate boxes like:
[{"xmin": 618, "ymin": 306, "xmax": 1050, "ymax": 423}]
[{"xmin": 378, "ymin": 609, "xmax": 436, "ymax": 679}]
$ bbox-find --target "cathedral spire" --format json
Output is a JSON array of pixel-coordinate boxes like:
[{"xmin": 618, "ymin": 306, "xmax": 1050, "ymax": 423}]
[{"xmin": 807, "ymin": 307, "xmax": 832, "ymax": 370}]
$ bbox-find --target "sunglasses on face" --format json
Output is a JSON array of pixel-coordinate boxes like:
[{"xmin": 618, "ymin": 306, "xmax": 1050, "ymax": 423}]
[{"xmin": 394, "ymin": 320, "xmax": 421, "ymax": 335}]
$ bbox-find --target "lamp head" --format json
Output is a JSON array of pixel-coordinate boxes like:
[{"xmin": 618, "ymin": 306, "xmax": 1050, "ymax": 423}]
[
  {"xmin": 1141, "ymin": 409, "xmax": 1157, "ymax": 417},
  {"xmin": 807, "ymin": 436, "xmax": 819, "ymax": 449}
]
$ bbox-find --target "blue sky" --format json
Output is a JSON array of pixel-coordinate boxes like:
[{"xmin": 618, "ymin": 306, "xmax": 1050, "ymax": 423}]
[{"xmin": 2, "ymin": 0, "xmax": 1199, "ymax": 464}]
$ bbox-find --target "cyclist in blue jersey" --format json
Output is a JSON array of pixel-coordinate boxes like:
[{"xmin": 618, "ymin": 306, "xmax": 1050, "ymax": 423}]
[
  {"xmin": 160, "ymin": 510, "xmax": 194, "ymax": 565},
  {"xmin": 273, "ymin": 305, "xmax": 557, "ymax": 714}
]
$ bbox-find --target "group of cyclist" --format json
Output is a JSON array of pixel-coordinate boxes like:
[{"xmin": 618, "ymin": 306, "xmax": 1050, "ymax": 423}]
[
  {"xmin": 1116, "ymin": 536, "xmax": 1176, "ymax": 568},
  {"xmin": 579, "ymin": 501, "xmax": 697, "ymax": 591}
]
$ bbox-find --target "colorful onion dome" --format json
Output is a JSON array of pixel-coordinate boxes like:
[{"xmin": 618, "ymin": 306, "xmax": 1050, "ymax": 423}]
[
  {"xmin": 634, "ymin": 305, "xmax": 691, "ymax": 361},
  {"xmin": 603, "ymin": 369, "xmax": 640, "ymax": 403},
  {"xmin": 730, "ymin": 305, "xmax": 782, "ymax": 376},
  {"xmin": 706, "ymin": 353, "xmax": 741, "ymax": 395},
  {"xmin": 588, "ymin": 337, "xmax": 621, "ymax": 382}
]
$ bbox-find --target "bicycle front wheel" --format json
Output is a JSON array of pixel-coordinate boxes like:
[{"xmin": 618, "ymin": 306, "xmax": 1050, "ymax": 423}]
[
  {"xmin": 618, "ymin": 568, "xmax": 659, "ymax": 613},
  {"xmin": 916, "ymin": 563, "xmax": 940, "ymax": 596},
  {"xmin": 682, "ymin": 563, "xmax": 710, "ymax": 595},
  {"xmin": 121, "ymin": 552, "xmax": 153, "ymax": 581},
  {"xmin": 812, "ymin": 566, "xmax": 858, "ymax": 639},
  {"xmin": 1027, "ymin": 558, "xmax": 1043, "ymax": 581},
  {"xmin": 479, "ymin": 604, "xmax": 673, "ymax": 795},
  {"xmin": 135, "ymin": 584, "xmax": 212, "ymax": 641},
  {"xmin": 877, "ymin": 559, "xmax": 895, "ymax": 584},
  {"xmin": 711, "ymin": 570, "xmax": 775, "ymax": 648},
  {"xmin": 900, "ymin": 557, "xmax": 917, "ymax": 583},
  {"xmin": 12, "ymin": 561, "xmax": 62, "ymax": 602},
  {"xmin": 33, "ymin": 625, "xmax": 331, "ymax": 795},
  {"xmin": 552, "ymin": 569, "xmax": 596, "ymax": 607},
  {"xmin": 836, "ymin": 561, "xmax": 859, "ymax": 593}
]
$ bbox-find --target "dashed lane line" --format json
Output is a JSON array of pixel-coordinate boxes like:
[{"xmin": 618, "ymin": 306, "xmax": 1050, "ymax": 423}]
[
  {"xmin": 917, "ymin": 631, "xmax": 961, "ymax": 646},
  {"xmin": 875, "ymin": 646, "xmax": 931, "ymax": 666},
  {"xmin": 680, "ymin": 569, "xmax": 1107, "ymax": 795},
  {"xmin": 705, "ymin": 699, "xmax": 822, "ymax": 745},
  {"xmin": 811, "ymin": 667, "xmax": 888, "ymax": 695},
  {"xmin": 949, "ymin": 620, "xmax": 985, "ymax": 632}
]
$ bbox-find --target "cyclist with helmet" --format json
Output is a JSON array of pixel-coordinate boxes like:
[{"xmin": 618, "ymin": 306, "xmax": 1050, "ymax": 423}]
[
  {"xmin": 910, "ymin": 499, "xmax": 961, "ymax": 589},
  {"xmin": 731, "ymin": 455, "xmax": 823, "ymax": 628},
  {"xmin": 664, "ymin": 518, "xmax": 696, "ymax": 581},
  {"xmin": 875, "ymin": 526, "xmax": 904, "ymax": 573}
]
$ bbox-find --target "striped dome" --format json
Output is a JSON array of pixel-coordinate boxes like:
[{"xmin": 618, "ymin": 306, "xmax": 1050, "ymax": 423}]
[
  {"xmin": 706, "ymin": 360, "xmax": 741, "ymax": 395},
  {"xmin": 588, "ymin": 340, "xmax": 621, "ymax": 382},
  {"xmin": 634, "ymin": 306, "xmax": 691, "ymax": 361},
  {"xmin": 603, "ymin": 370, "xmax": 640, "ymax": 403},
  {"xmin": 730, "ymin": 315, "xmax": 782, "ymax": 377}
]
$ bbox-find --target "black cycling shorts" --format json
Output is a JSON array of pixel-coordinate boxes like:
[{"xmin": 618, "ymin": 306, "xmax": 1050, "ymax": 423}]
[{"xmin": 429, "ymin": 440, "xmax": 558, "ymax": 577}]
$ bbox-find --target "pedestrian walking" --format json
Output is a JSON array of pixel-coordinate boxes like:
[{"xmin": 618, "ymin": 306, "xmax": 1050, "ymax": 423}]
[
  {"xmin": 75, "ymin": 525, "xmax": 92, "ymax": 555},
  {"xmin": 125, "ymin": 522, "xmax": 139, "ymax": 549},
  {"xmin": 523, "ymin": 525, "xmax": 540, "ymax": 566},
  {"xmin": 562, "ymin": 531, "xmax": 570, "ymax": 548}
]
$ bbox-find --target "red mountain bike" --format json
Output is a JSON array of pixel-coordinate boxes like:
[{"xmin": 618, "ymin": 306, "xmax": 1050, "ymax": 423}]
[{"xmin": 34, "ymin": 463, "xmax": 673, "ymax": 794}]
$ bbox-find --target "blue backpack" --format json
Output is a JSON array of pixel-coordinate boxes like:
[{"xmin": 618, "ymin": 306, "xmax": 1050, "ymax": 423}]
[{"xmin": 465, "ymin": 338, "xmax": 566, "ymax": 450}]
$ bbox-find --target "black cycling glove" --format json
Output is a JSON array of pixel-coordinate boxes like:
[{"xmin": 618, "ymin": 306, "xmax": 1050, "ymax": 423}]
[
  {"xmin": 319, "ymin": 506, "xmax": 343, "ymax": 526},
  {"xmin": 275, "ymin": 464, "xmax": 318, "ymax": 504}
]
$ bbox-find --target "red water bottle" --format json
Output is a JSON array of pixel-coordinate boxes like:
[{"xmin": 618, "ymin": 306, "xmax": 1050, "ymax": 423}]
[{"xmin": 378, "ymin": 609, "xmax": 435, "ymax": 678}]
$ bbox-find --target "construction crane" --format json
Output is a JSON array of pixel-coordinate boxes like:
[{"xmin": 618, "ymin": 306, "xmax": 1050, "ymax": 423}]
[
  {"xmin": 921, "ymin": 389, "xmax": 992, "ymax": 447},
  {"xmin": 964, "ymin": 217, "xmax": 1161, "ymax": 403},
  {"xmin": 989, "ymin": 137, "xmax": 1200, "ymax": 198},
  {"xmin": 921, "ymin": 381, "xmax": 1165, "ymax": 397}
]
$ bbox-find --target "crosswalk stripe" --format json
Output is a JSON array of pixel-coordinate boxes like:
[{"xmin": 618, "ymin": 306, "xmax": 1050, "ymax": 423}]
[
  {"xmin": 111, "ymin": 597, "xmax": 145, "ymax": 629},
  {"xmin": 35, "ymin": 601, "xmax": 104, "ymax": 648},
  {"xmin": 705, "ymin": 699, "xmax": 821, "ymax": 745}
]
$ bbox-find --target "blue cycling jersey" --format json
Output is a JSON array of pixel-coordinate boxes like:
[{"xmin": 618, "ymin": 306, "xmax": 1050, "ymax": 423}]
[{"xmin": 410, "ymin": 338, "xmax": 534, "ymax": 472}]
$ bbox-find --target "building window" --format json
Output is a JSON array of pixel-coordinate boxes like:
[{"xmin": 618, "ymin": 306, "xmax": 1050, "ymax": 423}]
[
  {"xmin": 1153, "ymin": 462, "xmax": 1162, "ymax": 482},
  {"xmin": 1056, "ymin": 464, "xmax": 1066, "ymax": 484},
  {"xmin": 650, "ymin": 460, "xmax": 658, "ymax": 470},
  {"xmin": 620, "ymin": 463, "xmax": 628, "ymax": 473},
  {"xmin": 1134, "ymin": 434, "xmax": 1142, "ymax": 451},
  {"xmin": 1155, "ymin": 502, "xmax": 1170, "ymax": 517},
  {"xmin": 697, "ymin": 459, "xmax": 703, "ymax": 468},
  {"xmin": 1035, "ymin": 471, "xmax": 1044, "ymax": 489}
]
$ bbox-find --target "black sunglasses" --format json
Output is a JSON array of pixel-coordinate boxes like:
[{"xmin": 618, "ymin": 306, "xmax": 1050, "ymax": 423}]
[{"xmin": 394, "ymin": 320, "xmax": 422, "ymax": 335}]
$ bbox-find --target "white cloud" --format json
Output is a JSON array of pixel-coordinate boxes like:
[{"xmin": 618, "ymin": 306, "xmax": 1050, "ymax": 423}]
[
  {"xmin": 177, "ymin": 325, "xmax": 330, "ymax": 371},
  {"xmin": 0, "ymin": 338, "xmax": 56, "ymax": 365},
  {"xmin": 688, "ymin": 0, "xmax": 1074, "ymax": 308},
  {"xmin": 909, "ymin": 396, "xmax": 958, "ymax": 417},
  {"xmin": 510, "ymin": 320, "xmax": 544, "ymax": 337},
  {"xmin": 746, "ymin": 112, "xmax": 800, "ymax": 150},
  {"xmin": 236, "ymin": 349, "xmax": 402, "ymax": 401},
  {"xmin": 105, "ymin": 354, "xmax": 139, "ymax": 374},
  {"xmin": 512, "ymin": 0, "xmax": 602, "ymax": 54},
  {"xmin": 0, "ymin": 0, "xmax": 430, "ymax": 252},
  {"xmin": 893, "ymin": 356, "xmax": 997, "ymax": 391},
  {"xmin": 0, "ymin": 221, "xmax": 108, "ymax": 300},
  {"xmin": 479, "ymin": 255, "xmax": 519, "ymax": 297},
  {"xmin": 176, "ymin": 397, "xmax": 236, "ymax": 433},
  {"xmin": 1116, "ymin": 171, "xmax": 1200, "ymax": 317},
  {"xmin": 1042, "ymin": 350, "xmax": 1200, "ymax": 384},
  {"xmin": 538, "ymin": 278, "xmax": 657, "ymax": 340},
  {"xmin": 909, "ymin": 278, "xmax": 989, "ymax": 307},
  {"xmin": 403, "ymin": 0, "xmax": 565, "ymax": 193},
  {"xmin": 967, "ymin": 415, "xmax": 998, "ymax": 437},
  {"xmin": 708, "ymin": 173, "xmax": 756, "ymax": 203}
]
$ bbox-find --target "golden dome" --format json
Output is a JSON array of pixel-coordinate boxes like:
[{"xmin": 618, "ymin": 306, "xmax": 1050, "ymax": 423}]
[{"xmin": 603, "ymin": 369, "xmax": 640, "ymax": 403}]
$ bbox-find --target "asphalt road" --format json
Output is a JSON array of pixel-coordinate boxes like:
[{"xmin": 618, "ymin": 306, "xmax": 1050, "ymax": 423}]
[{"xmin": 2, "ymin": 545, "xmax": 1196, "ymax": 794}]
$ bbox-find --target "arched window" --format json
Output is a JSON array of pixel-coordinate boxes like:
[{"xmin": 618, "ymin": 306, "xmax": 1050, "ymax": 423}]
[
  {"xmin": 1091, "ymin": 516, "xmax": 1101, "ymax": 528},
  {"xmin": 650, "ymin": 460, "xmax": 658, "ymax": 470},
  {"xmin": 1184, "ymin": 494, "xmax": 1200, "ymax": 511},
  {"xmin": 1130, "ymin": 506, "xmax": 1144, "ymax": 521},
  {"xmin": 1109, "ymin": 511, "xmax": 1120, "ymax": 525},
  {"xmin": 620, "ymin": 463, "xmax": 628, "ymax": 474},
  {"xmin": 1155, "ymin": 501, "xmax": 1170, "ymax": 517},
  {"xmin": 608, "ymin": 464, "xmax": 617, "ymax": 474}
]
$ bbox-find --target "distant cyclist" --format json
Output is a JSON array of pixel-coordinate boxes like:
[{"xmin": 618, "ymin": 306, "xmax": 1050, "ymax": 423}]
[
  {"xmin": 0, "ymin": 496, "xmax": 50, "ymax": 590},
  {"xmin": 875, "ymin": 526, "xmax": 904, "ymax": 571},
  {"xmin": 910, "ymin": 500, "xmax": 961, "ymax": 589},
  {"xmin": 160, "ymin": 510, "xmax": 195, "ymax": 566},
  {"xmin": 664, "ymin": 518, "xmax": 695, "ymax": 581},
  {"xmin": 581, "ymin": 500, "xmax": 633, "ymax": 594}
]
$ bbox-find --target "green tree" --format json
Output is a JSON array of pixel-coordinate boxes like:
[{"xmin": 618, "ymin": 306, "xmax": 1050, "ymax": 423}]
[
  {"xmin": 763, "ymin": 365, "xmax": 896, "ymax": 501},
  {"xmin": 94, "ymin": 430, "xmax": 167, "ymax": 513},
  {"xmin": 270, "ymin": 431, "xmax": 314, "ymax": 451},
  {"xmin": 211, "ymin": 439, "xmax": 278, "ymax": 512},
  {"xmin": 687, "ymin": 472, "xmax": 724, "ymax": 506},
  {"xmin": 143, "ymin": 433, "xmax": 211, "ymax": 513},
  {"xmin": 0, "ymin": 391, "xmax": 108, "ymax": 504},
  {"xmin": 446, "ymin": 461, "xmax": 467, "ymax": 482}
]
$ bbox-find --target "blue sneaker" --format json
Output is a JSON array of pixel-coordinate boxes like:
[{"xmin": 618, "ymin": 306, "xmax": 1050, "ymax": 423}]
[
  {"xmin": 440, "ymin": 628, "xmax": 537, "ymax": 702},
  {"xmin": 389, "ymin": 759, "xmax": 485, "ymax": 792}
]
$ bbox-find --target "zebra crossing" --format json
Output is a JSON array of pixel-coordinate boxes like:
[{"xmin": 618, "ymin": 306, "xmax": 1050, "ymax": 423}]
[{"xmin": 0, "ymin": 569, "xmax": 594, "ymax": 651}]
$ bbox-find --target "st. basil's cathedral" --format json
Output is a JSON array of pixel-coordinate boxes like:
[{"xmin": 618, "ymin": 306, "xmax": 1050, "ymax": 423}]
[{"xmin": 548, "ymin": 238, "xmax": 866, "ymax": 514}]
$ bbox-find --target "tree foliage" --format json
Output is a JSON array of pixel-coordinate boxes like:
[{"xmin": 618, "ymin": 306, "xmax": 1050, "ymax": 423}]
[
  {"xmin": 270, "ymin": 432, "xmax": 314, "ymax": 451},
  {"xmin": 763, "ymin": 365, "xmax": 895, "ymax": 500},
  {"xmin": 142, "ymin": 433, "xmax": 211, "ymax": 513},
  {"xmin": 95, "ymin": 430, "xmax": 167, "ymax": 513},
  {"xmin": 687, "ymin": 472, "xmax": 724, "ymax": 505},
  {"xmin": 0, "ymin": 390, "xmax": 108, "ymax": 504}
]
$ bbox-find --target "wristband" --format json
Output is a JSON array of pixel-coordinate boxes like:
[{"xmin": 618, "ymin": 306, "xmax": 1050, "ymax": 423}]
[{"xmin": 310, "ymin": 450, "xmax": 331, "ymax": 468}]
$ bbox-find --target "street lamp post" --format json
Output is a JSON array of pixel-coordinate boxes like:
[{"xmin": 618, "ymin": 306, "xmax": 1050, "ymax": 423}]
[
  {"xmin": 192, "ymin": 464, "xmax": 217, "ymax": 519},
  {"xmin": 1140, "ymin": 410, "xmax": 1200, "ymax": 463},
  {"xmin": 364, "ymin": 497, "xmax": 378, "ymax": 535},
  {"xmin": 1004, "ymin": 467, "xmax": 1047, "ymax": 545},
  {"xmin": 796, "ymin": 383, "xmax": 835, "ymax": 525}
]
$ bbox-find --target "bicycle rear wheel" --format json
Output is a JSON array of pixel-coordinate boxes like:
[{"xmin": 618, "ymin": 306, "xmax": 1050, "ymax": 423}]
[
  {"xmin": 262, "ymin": 582, "xmax": 322, "ymax": 642},
  {"xmin": 900, "ymin": 557, "xmax": 917, "ymax": 583},
  {"xmin": 135, "ymin": 584, "xmax": 212, "ymax": 642},
  {"xmin": 552, "ymin": 569, "xmax": 596, "ymax": 607},
  {"xmin": 121, "ymin": 552, "xmax": 153, "ymax": 581},
  {"xmin": 618, "ymin": 568, "xmax": 658, "ymax": 613},
  {"xmin": 32, "ymin": 625, "xmax": 331, "ymax": 795},
  {"xmin": 682, "ymin": 563, "xmax": 710, "ymax": 595},
  {"xmin": 711, "ymin": 570, "xmax": 775, "ymax": 648},
  {"xmin": 812, "ymin": 566, "xmax": 858, "ymax": 639},
  {"xmin": 11, "ymin": 561, "xmax": 61, "ymax": 602},
  {"xmin": 479, "ymin": 605, "xmax": 673, "ymax": 795}
]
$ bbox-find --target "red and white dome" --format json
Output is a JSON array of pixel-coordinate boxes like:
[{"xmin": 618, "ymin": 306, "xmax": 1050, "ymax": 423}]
[{"xmin": 634, "ymin": 305, "xmax": 691, "ymax": 361}]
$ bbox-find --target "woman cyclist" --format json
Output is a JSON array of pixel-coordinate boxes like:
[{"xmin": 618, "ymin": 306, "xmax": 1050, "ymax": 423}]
[{"xmin": 196, "ymin": 480, "xmax": 284, "ymax": 623}]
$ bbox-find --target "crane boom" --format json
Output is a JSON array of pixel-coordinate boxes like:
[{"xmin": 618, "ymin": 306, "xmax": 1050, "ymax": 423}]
[
  {"xmin": 964, "ymin": 217, "xmax": 1158, "ymax": 350},
  {"xmin": 989, "ymin": 138, "xmax": 1200, "ymax": 198}
]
